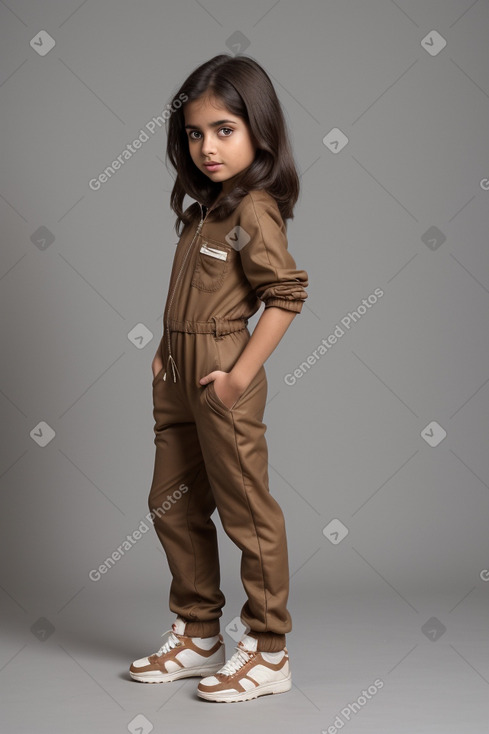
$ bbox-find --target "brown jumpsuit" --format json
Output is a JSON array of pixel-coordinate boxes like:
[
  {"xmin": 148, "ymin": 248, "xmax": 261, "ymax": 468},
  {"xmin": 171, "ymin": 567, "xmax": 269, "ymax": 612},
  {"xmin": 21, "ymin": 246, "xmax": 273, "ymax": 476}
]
[{"xmin": 149, "ymin": 189, "xmax": 309, "ymax": 652}]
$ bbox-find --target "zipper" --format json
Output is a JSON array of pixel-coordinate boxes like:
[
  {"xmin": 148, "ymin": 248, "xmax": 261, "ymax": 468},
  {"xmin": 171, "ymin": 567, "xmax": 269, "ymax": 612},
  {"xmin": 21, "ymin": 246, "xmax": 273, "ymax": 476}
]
[{"xmin": 163, "ymin": 201, "xmax": 212, "ymax": 382}]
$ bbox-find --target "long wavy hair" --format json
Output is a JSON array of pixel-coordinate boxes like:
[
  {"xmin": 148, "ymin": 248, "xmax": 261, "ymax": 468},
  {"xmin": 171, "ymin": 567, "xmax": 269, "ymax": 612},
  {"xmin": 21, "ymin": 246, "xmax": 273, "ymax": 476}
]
[{"xmin": 165, "ymin": 54, "xmax": 300, "ymax": 236}]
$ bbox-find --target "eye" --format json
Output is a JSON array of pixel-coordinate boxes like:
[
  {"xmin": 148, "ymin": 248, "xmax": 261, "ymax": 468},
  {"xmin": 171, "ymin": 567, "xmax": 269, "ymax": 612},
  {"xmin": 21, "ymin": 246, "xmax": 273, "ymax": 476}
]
[{"xmin": 187, "ymin": 127, "xmax": 234, "ymax": 140}]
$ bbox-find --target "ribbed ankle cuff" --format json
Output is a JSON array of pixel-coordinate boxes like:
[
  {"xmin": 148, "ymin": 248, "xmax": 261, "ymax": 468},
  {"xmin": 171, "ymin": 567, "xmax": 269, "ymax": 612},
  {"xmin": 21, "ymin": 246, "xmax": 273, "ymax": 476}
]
[
  {"xmin": 247, "ymin": 631, "xmax": 286, "ymax": 652},
  {"xmin": 183, "ymin": 619, "xmax": 221, "ymax": 638}
]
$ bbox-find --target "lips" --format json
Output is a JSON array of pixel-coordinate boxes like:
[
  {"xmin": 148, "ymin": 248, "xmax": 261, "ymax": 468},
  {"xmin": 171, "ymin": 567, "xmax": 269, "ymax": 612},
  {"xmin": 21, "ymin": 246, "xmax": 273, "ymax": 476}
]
[{"xmin": 204, "ymin": 162, "xmax": 222, "ymax": 170}]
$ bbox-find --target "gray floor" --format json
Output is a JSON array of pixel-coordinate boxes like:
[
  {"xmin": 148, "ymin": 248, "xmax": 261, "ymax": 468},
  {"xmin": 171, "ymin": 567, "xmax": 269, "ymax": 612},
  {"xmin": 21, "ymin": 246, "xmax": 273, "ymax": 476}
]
[{"xmin": 2, "ymin": 580, "xmax": 488, "ymax": 733}]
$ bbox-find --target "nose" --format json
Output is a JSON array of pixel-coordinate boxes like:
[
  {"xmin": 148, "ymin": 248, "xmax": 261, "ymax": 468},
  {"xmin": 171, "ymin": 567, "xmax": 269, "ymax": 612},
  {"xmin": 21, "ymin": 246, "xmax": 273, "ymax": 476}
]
[{"xmin": 201, "ymin": 134, "xmax": 217, "ymax": 158}]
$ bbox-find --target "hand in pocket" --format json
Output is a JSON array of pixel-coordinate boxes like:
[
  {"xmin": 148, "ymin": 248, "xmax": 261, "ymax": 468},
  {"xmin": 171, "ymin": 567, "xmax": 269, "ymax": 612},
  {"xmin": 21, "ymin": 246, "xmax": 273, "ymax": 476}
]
[{"xmin": 200, "ymin": 370, "xmax": 247, "ymax": 411}]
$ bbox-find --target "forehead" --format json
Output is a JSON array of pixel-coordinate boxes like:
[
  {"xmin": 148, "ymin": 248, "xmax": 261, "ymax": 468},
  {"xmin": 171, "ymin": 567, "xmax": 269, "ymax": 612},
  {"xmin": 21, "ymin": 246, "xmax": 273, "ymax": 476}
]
[{"xmin": 184, "ymin": 94, "xmax": 233, "ymax": 122}]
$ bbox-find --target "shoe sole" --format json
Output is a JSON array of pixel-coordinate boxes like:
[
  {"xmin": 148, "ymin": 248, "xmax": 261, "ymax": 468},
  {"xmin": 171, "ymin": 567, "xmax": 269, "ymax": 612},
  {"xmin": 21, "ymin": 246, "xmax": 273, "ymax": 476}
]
[
  {"xmin": 197, "ymin": 672, "xmax": 292, "ymax": 702},
  {"xmin": 130, "ymin": 662, "xmax": 225, "ymax": 684}
]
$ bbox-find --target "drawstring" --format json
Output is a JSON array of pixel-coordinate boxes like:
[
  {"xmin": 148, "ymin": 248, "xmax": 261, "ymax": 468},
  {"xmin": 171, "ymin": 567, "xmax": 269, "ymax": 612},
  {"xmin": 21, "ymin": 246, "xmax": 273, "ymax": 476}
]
[
  {"xmin": 162, "ymin": 318, "xmax": 248, "ymax": 382},
  {"xmin": 163, "ymin": 353, "xmax": 180, "ymax": 383}
]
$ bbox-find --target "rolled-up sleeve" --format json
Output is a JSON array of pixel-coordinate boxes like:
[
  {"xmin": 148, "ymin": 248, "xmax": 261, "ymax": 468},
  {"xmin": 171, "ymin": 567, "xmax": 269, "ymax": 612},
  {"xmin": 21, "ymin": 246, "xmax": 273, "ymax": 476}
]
[{"xmin": 237, "ymin": 195, "xmax": 309, "ymax": 314}]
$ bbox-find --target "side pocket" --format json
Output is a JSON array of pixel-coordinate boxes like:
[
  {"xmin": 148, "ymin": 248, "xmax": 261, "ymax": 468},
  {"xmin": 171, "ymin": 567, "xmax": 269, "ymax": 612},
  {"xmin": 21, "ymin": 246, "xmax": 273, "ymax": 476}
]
[
  {"xmin": 205, "ymin": 365, "xmax": 267, "ymax": 415},
  {"xmin": 204, "ymin": 380, "xmax": 232, "ymax": 416},
  {"xmin": 152, "ymin": 338, "xmax": 165, "ymax": 387},
  {"xmin": 152, "ymin": 364, "xmax": 165, "ymax": 387}
]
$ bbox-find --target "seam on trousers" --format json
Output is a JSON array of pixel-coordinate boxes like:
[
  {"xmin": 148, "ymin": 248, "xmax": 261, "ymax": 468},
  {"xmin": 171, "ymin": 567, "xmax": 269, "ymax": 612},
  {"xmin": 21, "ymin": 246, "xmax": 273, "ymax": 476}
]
[
  {"xmin": 229, "ymin": 411, "xmax": 268, "ymax": 631},
  {"xmin": 185, "ymin": 463, "xmax": 209, "ymax": 612}
]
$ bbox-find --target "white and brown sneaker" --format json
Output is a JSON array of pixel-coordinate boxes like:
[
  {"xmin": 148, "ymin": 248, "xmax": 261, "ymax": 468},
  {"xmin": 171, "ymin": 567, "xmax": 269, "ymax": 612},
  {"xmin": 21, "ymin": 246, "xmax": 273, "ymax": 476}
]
[
  {"xmin": 129, "ymin": 616, "xmax": 225, "ymax": 683},
  {"xmin": 197, "ymin": 634, "xmax": 291, "ymax": 702}
]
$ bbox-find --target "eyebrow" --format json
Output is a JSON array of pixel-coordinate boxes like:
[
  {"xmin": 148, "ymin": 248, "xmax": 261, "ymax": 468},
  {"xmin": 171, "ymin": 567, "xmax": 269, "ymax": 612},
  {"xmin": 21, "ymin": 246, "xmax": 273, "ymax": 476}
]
[{"xmin": 184, "ymin": 119, "xmax": 238, "ymax": 130}]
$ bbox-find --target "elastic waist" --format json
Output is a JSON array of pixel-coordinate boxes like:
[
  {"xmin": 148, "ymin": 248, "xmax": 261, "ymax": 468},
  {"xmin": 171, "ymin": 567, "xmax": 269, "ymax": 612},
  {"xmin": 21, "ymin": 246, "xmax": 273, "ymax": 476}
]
[{"xmin": 166, "ymin": 317, "xmax": 248, "ymax": 337}]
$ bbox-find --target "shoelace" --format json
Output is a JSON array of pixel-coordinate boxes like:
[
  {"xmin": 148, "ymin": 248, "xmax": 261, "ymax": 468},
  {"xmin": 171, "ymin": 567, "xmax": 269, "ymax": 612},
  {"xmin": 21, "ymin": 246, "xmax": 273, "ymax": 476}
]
[
  {"xmin": 156, "ymin": 628, "xmax": 181, "ymax": 656},
  {"xmin": 217, "ymin": 645, "xmax": 252, "ymax": 676}
]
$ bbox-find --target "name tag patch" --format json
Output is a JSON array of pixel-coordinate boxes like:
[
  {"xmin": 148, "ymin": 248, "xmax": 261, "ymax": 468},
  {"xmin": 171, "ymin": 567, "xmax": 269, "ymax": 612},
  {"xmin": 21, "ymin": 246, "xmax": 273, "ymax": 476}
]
[{"xmin": 200, "ymin": 243, "xmax": 228, "ymax": 261}]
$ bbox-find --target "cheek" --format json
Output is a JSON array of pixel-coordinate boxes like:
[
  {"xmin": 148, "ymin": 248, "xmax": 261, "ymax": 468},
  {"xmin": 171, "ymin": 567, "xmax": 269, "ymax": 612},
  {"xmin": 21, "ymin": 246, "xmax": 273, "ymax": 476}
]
[
  {"xmin": 235, "ymin": 135, "xmax": 254, "ymax": 162},
  {"xmin": 188, "ymin": 146, "xmax": 199, "ymax": 163},
  {"xmin": 244, "ymin": 141, "xmax": 256, "ymax": 164},
  {"xmin": 240, "ymin": 135, "xmax": 255, "ymax": 161}
]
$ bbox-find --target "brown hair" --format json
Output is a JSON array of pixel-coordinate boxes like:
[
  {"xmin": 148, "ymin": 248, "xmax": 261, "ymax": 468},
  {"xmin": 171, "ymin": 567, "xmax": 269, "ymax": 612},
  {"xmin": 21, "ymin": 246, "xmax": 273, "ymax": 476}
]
[{"xmin": 165, "ymin": 54, "xmax": 300, "ymax": 235}]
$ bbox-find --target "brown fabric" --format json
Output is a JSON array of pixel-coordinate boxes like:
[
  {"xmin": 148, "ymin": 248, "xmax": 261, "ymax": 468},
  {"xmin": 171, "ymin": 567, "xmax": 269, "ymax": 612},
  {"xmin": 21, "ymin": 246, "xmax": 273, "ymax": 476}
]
[
  {"xmin": 183, "ymin": 618, "xmax": 221, "ymax": 637},
  {"xmin": 164, "ymin": 188, "xmax": 308, "ymax": 329},
  {"xmin": 150, "ymin": 330, "xmax": 292, "ymax": 646},
  {"xmin": 166, "ymin": 317, "xmax": 248, "ymax": 336},
  {"xmin": 246, "ymin": 631, "xmax": 286, "ymax": 653},
  {"xmin": 148, "ymin": 189, "xmax": 308, "ymax": 656}
]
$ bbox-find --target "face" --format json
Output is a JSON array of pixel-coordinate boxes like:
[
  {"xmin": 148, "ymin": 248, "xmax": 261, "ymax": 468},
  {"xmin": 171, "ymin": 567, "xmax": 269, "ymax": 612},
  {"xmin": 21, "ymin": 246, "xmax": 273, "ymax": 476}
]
[{"xmin": 184, "ymin": 94, "xmax": 257, "ymax": 195}]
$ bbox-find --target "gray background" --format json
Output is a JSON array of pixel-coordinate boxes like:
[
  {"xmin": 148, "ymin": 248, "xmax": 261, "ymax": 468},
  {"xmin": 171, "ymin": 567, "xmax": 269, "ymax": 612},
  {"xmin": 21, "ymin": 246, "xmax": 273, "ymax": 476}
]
[{"xmin": 1, "ymin": 0, "xmax": 488, "ymax": 732}]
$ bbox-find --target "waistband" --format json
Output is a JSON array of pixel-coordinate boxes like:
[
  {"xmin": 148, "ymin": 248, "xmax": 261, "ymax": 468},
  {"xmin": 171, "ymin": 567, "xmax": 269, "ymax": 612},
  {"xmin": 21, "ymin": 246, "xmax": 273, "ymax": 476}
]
[{"xmin": 166, "ymin": 317, "xmax": 248, "ymax": 337}]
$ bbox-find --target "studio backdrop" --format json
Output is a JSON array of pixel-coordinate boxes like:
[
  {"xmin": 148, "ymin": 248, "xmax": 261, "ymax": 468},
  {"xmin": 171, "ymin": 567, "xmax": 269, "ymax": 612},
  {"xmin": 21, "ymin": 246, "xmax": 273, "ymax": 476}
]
[{"xmin": 1, "ymin": 1, "xmax": 488, "ymax": 732}]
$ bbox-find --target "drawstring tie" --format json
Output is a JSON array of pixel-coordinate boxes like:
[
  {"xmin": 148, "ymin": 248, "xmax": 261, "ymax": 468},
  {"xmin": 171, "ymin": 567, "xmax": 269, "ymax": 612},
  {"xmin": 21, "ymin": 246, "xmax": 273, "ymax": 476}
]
[
  {"xmin": 161, "ymin": 318, "xmax": 248, "ymax": 383},
  {"xmin": 164, "ymin": 353, "xmax": 180, "ymax": 383}
]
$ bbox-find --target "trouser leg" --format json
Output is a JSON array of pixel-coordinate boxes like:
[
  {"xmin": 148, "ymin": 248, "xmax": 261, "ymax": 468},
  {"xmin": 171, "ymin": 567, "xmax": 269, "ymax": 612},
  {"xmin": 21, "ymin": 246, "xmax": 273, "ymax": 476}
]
[
  {"xmin": 149, "ymin": 356, "xmax": 224, "ymax": 638},
  {"xmin": 193, "ymin": 330, "xmax": 292, "ymax": 653}
]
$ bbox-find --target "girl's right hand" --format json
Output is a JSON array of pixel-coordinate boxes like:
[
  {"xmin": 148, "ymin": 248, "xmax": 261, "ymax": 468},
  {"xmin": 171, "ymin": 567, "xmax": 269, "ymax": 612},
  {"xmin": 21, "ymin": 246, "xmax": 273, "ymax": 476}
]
[{"xmin": 152, "ymin": 353, "xmax": 164, "ymax": 379}]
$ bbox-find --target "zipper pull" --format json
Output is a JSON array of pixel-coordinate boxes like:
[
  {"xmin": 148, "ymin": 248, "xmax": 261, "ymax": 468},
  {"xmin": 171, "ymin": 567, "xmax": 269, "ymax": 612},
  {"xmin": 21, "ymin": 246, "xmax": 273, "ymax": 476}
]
[{"xmin": 197, "ymin": 209, "xmax": 205, "ymax": 234}]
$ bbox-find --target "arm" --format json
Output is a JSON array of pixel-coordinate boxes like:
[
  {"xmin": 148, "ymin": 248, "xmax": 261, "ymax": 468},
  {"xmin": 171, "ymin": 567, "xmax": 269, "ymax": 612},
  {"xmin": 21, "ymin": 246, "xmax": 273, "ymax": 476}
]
[
  {"xmin": 230, "ymin": 307, "xmax": 296, "ymax": 390},
  {"xmin": 199, "ymin": 307, "xmax": 296, "ymax": 409},
  {"xmin": 199, "ymin": 194, "xmax": 308, "ymax": 408}
]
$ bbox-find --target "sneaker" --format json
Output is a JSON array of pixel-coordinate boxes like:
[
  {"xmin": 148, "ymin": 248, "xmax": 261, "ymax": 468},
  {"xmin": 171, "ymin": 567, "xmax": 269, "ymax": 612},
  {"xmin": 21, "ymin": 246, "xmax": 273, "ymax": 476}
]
[
  {"xmin": 129, "ymin": 616, "xmax": 225, "ymax": 683},
  {"xmin": 197, "ymin": 633, "xmax": 292, "ymax": 702}
]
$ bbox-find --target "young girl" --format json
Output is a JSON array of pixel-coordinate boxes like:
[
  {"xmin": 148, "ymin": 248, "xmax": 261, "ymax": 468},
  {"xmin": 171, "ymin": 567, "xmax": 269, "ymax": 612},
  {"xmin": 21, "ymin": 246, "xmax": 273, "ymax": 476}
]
[{"xmin": 129, "ymin": 54, "xmax": 309, "ymax": 703}]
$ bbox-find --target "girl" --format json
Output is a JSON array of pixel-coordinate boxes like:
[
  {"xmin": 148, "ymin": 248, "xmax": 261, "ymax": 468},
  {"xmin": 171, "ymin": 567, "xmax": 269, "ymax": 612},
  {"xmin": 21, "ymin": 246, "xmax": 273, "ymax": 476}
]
[{"xmin": 130, "ymin": 54, "xmax": 309, "ymax": 703}]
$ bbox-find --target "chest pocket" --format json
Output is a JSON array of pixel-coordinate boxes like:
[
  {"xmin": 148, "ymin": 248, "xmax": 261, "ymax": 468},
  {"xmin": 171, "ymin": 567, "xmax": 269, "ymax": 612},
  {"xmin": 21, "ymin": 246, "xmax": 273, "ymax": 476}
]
[{"xmin": 191, "ymin": 239, "xmax": 237, "ymax": 292}]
